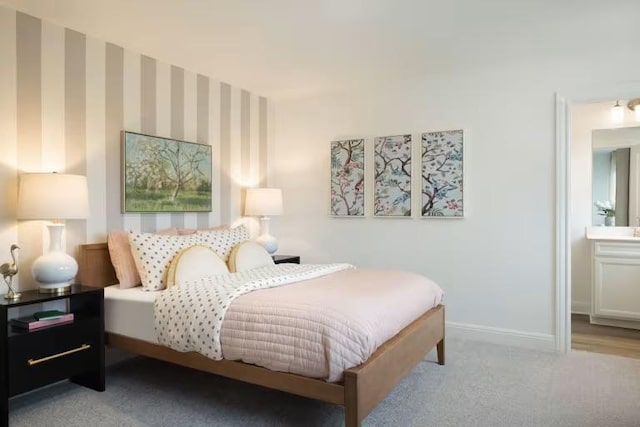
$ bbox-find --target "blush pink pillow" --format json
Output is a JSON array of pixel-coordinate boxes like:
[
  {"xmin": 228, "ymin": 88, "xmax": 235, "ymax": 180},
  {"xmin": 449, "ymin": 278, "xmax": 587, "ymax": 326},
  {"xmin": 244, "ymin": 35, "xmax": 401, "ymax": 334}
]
[
  {"xmin": 178, "ymin": 224, "xmax": 229, "ymax": 235},
  {"xmin": 107, "ymin": 227, "xmax": 178, "ymax": 288}
]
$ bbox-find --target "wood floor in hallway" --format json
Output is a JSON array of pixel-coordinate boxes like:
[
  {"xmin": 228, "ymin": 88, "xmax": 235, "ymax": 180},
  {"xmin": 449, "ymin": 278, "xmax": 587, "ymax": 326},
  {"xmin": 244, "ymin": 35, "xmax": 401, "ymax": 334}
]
[{"xmin": 572, "ymin": 314, "xmax": 640, "ymax": 359}]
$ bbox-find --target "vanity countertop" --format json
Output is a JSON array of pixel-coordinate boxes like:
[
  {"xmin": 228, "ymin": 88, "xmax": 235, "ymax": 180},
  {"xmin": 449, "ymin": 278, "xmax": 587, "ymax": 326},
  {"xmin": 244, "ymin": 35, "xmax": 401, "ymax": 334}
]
[{"xmin": 586, "ymin": 226, "xmax": 640, "ymax": 241}]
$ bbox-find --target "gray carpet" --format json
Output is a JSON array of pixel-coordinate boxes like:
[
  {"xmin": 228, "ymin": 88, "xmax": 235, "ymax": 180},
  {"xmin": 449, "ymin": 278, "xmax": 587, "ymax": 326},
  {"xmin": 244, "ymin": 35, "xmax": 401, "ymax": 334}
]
[{"xmin": 9, "ymin": 339, "xmax": 640, "ymax": 427}]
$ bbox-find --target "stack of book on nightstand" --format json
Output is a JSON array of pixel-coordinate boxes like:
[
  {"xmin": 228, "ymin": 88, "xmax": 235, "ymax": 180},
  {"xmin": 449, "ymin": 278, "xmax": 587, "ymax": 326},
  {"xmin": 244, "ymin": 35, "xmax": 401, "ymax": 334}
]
[{"xmin": 10, "ymin": 310, "xmax": 74, "ymax": 331}]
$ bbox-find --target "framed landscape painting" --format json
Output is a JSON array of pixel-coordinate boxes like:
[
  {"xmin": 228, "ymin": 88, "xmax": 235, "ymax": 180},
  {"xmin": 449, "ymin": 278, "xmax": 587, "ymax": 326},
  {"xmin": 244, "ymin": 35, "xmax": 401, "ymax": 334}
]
[
  {"xmin": 122, "ymin": 131, "xmax": 212, "ymax": 213},
  {"xmin": 421, "ymin": 130, "xmax": 464, "ymax": 217},
  {"xmin": 374, "ymin": 134, "xmax": 412, "ymax": 216},
  {"xmin": 330, "ymin": 139, "xmax": 365, "ymax": 216}
]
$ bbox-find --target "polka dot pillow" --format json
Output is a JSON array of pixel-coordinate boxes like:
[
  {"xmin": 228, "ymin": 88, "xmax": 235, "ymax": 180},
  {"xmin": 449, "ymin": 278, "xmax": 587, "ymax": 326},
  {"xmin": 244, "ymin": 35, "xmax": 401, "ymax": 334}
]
[
  {"xmin": 128, "ymin": 231, "xmax": 201, "ymax": 291},
  {"xmin": 196, "ymin": 225, "xmax": 250, "ymax": 261}
]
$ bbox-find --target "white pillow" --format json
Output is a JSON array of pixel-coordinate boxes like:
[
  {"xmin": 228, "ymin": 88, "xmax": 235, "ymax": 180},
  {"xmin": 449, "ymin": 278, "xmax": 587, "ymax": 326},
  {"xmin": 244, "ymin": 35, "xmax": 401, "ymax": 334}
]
[
  {"xmin": 128, "ymin": 232, "xmax": 201, "ymax": 291},
  {"xmin": 196, "ymin": 225, "xmax": 250, "ymax": 261},
  {"xmin": 166, "ymin": 245, "xmax": 229, "ymax": 289},
  {"xmin": 228, "ymin": 241, "xmax": 275, "ymax": 273}
]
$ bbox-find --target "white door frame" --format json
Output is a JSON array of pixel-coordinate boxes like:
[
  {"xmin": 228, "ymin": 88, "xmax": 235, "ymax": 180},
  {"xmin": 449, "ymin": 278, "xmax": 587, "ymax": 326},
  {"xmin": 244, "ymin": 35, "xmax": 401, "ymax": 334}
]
[
  {"xmin": 555, "ymin": 93, "xmax": 571, "ymax": 352},
  {"xmin": 555, "ymin": 81, "xmax": 640, "ymax": 352}
]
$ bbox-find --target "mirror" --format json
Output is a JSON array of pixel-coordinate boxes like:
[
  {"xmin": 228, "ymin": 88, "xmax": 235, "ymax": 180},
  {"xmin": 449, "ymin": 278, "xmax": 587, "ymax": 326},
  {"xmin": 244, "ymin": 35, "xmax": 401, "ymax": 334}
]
[{"xmin": 592, "ymin": 126, "xmax": 640, "ymax": 226}]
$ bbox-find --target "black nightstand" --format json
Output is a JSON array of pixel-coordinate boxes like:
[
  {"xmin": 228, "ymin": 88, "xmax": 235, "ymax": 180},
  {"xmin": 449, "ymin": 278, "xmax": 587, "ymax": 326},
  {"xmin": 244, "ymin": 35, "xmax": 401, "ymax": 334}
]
[
  {"xmin": 0, "ymin": 285, "xmax": 104, "ymax": 426},
  {"xmin": 272, "ymin": 255, "xmax": 300, "ymax": 264}
]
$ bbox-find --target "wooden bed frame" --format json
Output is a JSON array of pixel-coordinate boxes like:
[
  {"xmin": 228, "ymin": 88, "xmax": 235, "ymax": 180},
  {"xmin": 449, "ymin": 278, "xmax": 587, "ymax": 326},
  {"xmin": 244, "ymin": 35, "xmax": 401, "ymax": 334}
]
[{"xmin": 77, "ymin": 243, "xmax": 445, "ymax": 427}]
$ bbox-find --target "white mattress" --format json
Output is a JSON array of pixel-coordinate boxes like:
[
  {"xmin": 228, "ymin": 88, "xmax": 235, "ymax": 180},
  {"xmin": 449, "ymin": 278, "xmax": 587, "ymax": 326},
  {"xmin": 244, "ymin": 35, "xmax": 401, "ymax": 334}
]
[{"xmin": 104, "ymin": 285, "xmax": 159, "ymax": 343}]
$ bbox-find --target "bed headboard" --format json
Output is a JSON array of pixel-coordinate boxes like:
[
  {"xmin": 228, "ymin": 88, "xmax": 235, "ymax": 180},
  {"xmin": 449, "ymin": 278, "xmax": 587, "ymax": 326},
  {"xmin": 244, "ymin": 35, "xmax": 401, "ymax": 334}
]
[{"xmin": 77, "ymin": 243, "xmax": 118, "ymax": 288}]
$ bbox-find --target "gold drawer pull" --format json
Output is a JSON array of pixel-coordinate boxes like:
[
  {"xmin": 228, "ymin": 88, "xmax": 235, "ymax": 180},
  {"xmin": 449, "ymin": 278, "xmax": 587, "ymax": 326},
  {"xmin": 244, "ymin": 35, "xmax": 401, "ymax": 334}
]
[{"xmin": 27, "ymin": 344, "xmax": 91, "ymax": 366}]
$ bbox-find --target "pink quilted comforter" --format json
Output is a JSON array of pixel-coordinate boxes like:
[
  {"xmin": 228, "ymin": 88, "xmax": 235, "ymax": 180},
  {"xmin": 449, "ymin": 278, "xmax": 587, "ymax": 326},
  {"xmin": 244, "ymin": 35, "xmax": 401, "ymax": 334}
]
[{"xmin": 220, "ymin": 268, "xmax": 444, "ymax": 382}]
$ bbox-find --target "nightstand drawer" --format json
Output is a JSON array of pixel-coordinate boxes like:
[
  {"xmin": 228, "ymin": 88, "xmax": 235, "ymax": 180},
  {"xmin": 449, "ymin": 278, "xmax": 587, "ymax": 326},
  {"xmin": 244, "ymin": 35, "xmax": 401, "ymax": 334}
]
[{"xmin": 8, "ymin": 318, "xmax": 101, "ymax": 396}]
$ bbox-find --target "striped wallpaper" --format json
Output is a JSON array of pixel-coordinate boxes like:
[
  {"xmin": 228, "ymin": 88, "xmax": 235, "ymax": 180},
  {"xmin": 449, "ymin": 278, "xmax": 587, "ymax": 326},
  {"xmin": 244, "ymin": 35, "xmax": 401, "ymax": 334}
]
[{"xmin": 0, "ymin": 7, "xmax": 272, "ymax": 290}]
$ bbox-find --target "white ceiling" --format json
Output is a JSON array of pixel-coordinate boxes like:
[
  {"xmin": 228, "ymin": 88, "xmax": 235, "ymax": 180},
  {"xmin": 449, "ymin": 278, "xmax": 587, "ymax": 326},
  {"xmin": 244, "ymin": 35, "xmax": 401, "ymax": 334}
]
[{"xmin": 1, "ymin": 0, "xmax": 638, "ymax": 99}]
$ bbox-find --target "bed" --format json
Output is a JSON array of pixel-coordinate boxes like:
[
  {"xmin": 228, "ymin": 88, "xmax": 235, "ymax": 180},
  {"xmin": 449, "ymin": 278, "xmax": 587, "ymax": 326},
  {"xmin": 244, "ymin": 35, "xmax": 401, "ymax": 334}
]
[{"xmin": 78, "ymin": 242, "xmax": 445, "ymax": 427}]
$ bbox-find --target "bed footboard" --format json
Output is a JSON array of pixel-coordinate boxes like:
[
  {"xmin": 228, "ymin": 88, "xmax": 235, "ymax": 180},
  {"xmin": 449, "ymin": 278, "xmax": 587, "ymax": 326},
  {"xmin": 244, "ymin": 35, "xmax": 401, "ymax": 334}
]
[{"xmin": 344, "ymin": 305, "xmax": 445, "ymax": 427}]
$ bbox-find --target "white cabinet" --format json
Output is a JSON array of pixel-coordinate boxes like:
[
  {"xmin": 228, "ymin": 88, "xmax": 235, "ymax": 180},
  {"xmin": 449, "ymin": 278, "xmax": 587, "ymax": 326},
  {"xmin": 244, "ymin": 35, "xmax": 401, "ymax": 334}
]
[{"xmin": 591, "ymin": 241, "xmax": 640, "ymax": 329}]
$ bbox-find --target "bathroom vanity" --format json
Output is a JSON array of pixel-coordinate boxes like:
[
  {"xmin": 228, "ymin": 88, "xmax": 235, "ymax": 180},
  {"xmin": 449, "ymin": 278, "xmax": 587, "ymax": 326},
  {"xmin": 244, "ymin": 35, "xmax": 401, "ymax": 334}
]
[{"xmin": 586, "ymin": 227, "xmax": 640, "ymax": 329}]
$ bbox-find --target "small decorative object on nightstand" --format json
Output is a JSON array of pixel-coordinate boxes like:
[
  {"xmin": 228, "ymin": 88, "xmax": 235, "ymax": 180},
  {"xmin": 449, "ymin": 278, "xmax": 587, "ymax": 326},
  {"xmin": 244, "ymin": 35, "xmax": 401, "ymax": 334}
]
[
  {"xmin": 272, "ymin": 255, "xmax": 300, "ymax": 265},
  {"xmin": 0, "ymin": 245, "xmax": 21, "ymax": 300},
  {"xmin": 0, "ymin": 286, "xmax": 104, "ymax": 426}
]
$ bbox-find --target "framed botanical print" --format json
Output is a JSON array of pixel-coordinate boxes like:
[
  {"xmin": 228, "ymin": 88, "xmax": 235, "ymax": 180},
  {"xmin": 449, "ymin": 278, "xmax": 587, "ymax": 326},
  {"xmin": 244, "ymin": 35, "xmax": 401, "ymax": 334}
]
[
  {"xmin": 122, "ymin": 131, "xmax": 212, "ymax": 213},
  {"xmin": 374, "ymin": 134, "xmax": 412, "ymax": 216},
  {"xmin": 421, "ymin": 130, "xmax": 464, "ymax": 217},
  {"xmin": 330, "ymin": 139, "xmax": 365, "ymax": 216}
]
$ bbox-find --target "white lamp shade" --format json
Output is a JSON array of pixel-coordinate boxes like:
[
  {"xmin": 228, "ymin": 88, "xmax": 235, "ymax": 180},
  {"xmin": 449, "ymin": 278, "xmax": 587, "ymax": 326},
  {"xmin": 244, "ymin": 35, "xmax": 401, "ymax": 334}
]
[
  {"xmin": 18, "ymin": 173, "xmax": 89, "ymax": 220},
  {"xmin": 245, "ymin": 188, "xmax": 283, "ymax": 216},
  {"xmin": 635, "ymin": 106, "xmax": 640, "ymax": 122}
]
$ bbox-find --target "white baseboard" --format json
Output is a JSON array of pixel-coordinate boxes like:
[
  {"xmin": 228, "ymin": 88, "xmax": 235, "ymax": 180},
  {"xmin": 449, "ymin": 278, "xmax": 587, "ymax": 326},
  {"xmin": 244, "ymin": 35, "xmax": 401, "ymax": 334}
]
[
  {"xmin": 571, "ymin": 300, "xmax": 591, "ymax": 315},
  {"xmin": 446, "ymin": 321, "xmax": 556, "ymax": 352},
  {"xmin": 589, "ymin": 315, "xmax": 640, "ymax": 330}
]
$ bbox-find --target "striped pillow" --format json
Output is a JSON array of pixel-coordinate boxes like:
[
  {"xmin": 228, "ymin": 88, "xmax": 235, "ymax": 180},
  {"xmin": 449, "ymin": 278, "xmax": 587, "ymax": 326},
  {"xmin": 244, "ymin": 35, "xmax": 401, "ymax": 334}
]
[
  {"xmin": 166, "ymin": 245, "xmax": 229, "ymax": 289},
  {"xmin": 227, "ymin": 241, "xmax": 274, "ymax": 273}
]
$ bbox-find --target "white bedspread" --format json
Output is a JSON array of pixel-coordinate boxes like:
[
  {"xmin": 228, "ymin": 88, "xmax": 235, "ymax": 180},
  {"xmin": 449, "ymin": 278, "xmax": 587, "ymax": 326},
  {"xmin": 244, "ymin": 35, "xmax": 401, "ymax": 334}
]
[{"xmin": 154, "ymin": 264, "xmax": 353, "ymax": 360}]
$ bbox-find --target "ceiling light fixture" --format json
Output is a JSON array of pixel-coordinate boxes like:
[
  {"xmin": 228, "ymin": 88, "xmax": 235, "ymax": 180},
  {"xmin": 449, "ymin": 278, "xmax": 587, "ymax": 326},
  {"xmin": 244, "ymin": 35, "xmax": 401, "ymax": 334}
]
[
  {"xmin": 611, "ymin": 100, "xmax": 625, "ymax": 123},
  {"xmin": 628, "ymin": 98, "xmax": 640, "ymax": 122}
]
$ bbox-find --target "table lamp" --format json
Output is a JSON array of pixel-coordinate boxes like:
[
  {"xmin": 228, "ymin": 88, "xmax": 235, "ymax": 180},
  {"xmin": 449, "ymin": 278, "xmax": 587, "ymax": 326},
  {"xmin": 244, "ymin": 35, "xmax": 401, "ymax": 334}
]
[
  {"xmin": 17, "ymin": 173, "xmax": 89, "ymax": 293},
  {"xmin": 244, "ymin": 188, "xmax": 283, "ymax": 254}
]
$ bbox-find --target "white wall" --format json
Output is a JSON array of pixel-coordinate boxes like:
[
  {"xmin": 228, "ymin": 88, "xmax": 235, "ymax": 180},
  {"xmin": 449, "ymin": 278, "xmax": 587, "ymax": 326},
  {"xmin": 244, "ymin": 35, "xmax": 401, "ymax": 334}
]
[
  {"xmin": 571, "ymin": 103, "xmax": 640, "ymax": 314},
  {"xmin": 273, "ymin": 47, "xmax": 640, "ymax": 348}
]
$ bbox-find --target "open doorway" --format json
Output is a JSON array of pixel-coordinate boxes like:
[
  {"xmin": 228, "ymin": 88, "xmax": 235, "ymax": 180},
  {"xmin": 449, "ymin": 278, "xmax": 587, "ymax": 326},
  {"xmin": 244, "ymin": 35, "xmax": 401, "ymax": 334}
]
[
  {"xmin": 571, "ymin": 314, "xmax": 640, "ymax": 358},
  {"xmin": 568, "ymin": 100, "xmax": 640, "ymax": 359}
]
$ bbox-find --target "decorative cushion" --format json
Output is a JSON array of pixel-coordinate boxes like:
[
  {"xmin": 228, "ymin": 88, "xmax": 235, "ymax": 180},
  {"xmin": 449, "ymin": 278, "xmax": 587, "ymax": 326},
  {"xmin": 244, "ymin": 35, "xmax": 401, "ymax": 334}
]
[
  {"xmin": 107, "ymin": 227, "xmax": 178, "ymax": 289},
  {"xmin": 197, "ymin": 225, "xmax": 250, "ymax": 261},
  {"xmin": 227, "ymin": 241, "xmax": 275, "ymax": 273},
  {"xmin": 128, "ymin": 232, "xmax": 201, "ymax": 291},
  {"xmin": 166, "ymin": 245, "xmax": 229, "ymax": 289},
  {"xmin": 178, "ymin": 224, "xmax": 229, "ymax": 235}
]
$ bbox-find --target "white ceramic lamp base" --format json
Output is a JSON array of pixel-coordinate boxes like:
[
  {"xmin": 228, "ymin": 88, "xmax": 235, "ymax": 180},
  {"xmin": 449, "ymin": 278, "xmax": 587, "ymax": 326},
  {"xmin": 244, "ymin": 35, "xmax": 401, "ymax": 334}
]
[
  {"xmin": 33, "ymin": 224, "xmax": 76, "ymax": 293},
  {"xmin": 256, "ymin": 216, "xmax": 278, "ymax": 255}
]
